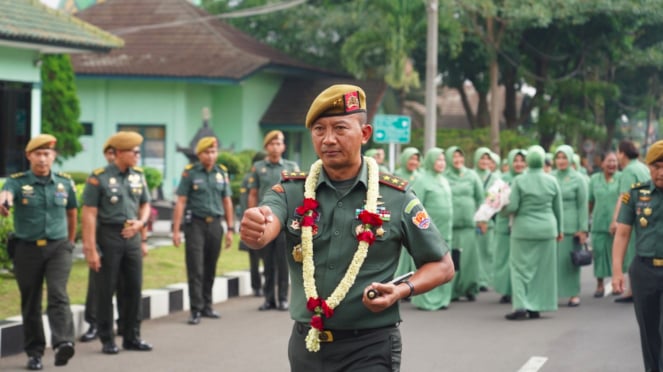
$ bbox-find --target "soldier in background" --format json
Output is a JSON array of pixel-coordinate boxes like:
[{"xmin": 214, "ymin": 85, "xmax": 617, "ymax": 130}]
[{"xmin": 0, "ymin": 134, "xmax": 77, "ymax": 370}]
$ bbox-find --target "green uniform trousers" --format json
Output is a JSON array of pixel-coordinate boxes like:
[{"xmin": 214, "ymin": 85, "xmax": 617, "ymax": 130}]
[
  {"xmin": 84, "ymin": 268, "xmax": 126, "ymax": 332},
  {"xmin": 184, "ymin": 216, "xmax": 223, "ymax": 312},
  {"xmin": 288, "ymin": 322, "xmax": 402, "ymax": 372},
  {"xmin": 95, "ymin": 224, "xmax": 143, "ymax": 343},
  {"xmin": 14, "ymin": 239, "xmax": 74, "ymax": 357},
  {"xmin": 261, "ymin": 231, "xmax": 288, "ymax": 305},
  {"xmin": 630, "ymin": 257, "xmax": 663, "ymax": 372}
]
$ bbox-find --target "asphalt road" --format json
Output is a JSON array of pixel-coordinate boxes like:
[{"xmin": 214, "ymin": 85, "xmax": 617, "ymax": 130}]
[{"xmin": 0, "ymin": 267, "xmax": 643, "ymax": 372}]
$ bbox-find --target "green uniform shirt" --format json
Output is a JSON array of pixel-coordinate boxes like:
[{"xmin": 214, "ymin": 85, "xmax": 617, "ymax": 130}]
[
  {"xmin": 588, "ymin": 171, "xmax": 621, "ymax": 233},
  {"xmin": 618, "ymin": 159, "xmax": 650, "ymax": 194},
  {"xmin": 176, "ymin": 162, "xmax": 232, "ymax": 217},
  {"xmin": 3, "ymin": 171, "xmax": 77, "ymax": 240},
  {"xmin": 248, "ymin": 159, "xmax": 299, "ymax": 202},
  {"xmin": 618, "ymin": 181, "xmax": 663, "ymax": 257},
  {"xmin": 82, "ymin": 164, "xmax": 150, "ymax": 224},
  {"xmin": 237, "ymin": 172, "xmax": 251, "ymax": 217},
  {"xmin": 553, "ymin": 169, "xmax": 589, "ymax": 233},
  {"xmin": 262, "ymin": 161, "xmax": 447, "ymax": 330}
]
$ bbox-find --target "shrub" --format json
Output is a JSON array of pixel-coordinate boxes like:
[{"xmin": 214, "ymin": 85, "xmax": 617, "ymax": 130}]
[
  {"xmin": 143, "ymin": 166, "xmax": 163, "ymax": 192},
  {"xmin": 217, "ymin": 152, "xmax": 243, "ymax": 178}
]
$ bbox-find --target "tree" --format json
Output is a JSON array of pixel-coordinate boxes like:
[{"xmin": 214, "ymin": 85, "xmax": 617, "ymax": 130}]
[{"xmin": 41, "ymin": 54, "xmax": 83, "ymax": 160}]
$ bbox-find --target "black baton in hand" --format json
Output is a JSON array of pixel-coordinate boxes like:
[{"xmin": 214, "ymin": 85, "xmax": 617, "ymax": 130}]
[{"xmin": 367, "ymin": 271, "xmax": 414, "ymax": 300}]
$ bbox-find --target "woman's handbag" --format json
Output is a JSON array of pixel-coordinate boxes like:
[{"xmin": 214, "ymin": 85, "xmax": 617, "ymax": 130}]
[{"xmin": 570, "ymin": 238, "xmax": 592, "ymax": 266}]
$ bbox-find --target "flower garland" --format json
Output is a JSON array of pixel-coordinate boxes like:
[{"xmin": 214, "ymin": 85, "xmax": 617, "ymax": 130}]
[{"xmin": 300, "ymin": 156, "xmax": 382, "ymax": 352}]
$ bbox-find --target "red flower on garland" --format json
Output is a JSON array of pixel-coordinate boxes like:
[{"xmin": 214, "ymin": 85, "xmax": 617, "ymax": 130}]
[
  {"xmin": 358, "ymin": 210, "xmax": 383, "ymax": 227},
  {"xmin": 310, "ymin": 314, "xmax": 323, "ymax": 330},
  {"xmin": 296, "ymin": 198, "xmax": 319, "ymax": 216},
  {"xmin": 356, "ymin": 230, "xmax": 376, "ymax": 245},
  {"xmin": 301, "ymin": 215, "xmax": 316, "ymax": 227}
]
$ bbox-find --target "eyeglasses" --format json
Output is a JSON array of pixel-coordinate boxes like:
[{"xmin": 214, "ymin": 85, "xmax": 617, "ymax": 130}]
[{"xmin": 121, "ymin": 149, "xmax": 140, "ymax": 155}]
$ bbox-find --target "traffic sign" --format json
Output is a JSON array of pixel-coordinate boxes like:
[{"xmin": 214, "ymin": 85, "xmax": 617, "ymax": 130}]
[{"xmin": 373, "ymin": 114, "xmax": 411, "ymax": 144}]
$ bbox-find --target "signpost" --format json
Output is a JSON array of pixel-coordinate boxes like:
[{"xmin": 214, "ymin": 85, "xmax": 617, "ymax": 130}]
[{"xmin": 372, "ymin": 114, "xmax": 411, "ymax": 172}]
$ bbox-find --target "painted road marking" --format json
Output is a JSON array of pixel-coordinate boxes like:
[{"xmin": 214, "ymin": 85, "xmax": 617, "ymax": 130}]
[{"xmin": 517, "ymin": 356, "xmax": 548, "ymax": 372}]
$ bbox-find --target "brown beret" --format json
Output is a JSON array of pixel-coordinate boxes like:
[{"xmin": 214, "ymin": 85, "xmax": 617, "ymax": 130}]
[
  {"xmin": 305, "ymin": 84, "xmax": 366, "ymax": 129},
  {"xmin": 195, "ymin": 136, "xmax": 218, "ymax": 155},
  {"xmin": 106, "ymin": 131, "xmax": 143, "ymax": 151},
  {"xmin": 263, "ymin": 130, "xmax": 284, "ymax": 147},
  {"xmin": 645, "ymin": 140, "xmax": 663, "ymax": 165},
  {"xmin": 102, "ymin": 138, "xmax": 113, "ymax": 153},
  {"xmin": 25, "ymin": 134, "xmax": 57, "ymax": 153}
]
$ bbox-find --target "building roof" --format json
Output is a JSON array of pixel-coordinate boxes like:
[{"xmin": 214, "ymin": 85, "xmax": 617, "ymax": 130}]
[
  {"xmin": 0, "ymin": 0, "xmax": 123, "ymax": 53},
  {"xmin": 70, "ymin": 0, "xmax": 335, "ymax": 81},
  {"xmin": 261, "ymin": 78, "xmax": 388, "ymax": 130}
]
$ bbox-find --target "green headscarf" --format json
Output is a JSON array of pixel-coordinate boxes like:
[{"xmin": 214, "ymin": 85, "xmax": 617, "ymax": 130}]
[
  {"xmin": 422, "ymin": 147, "xmax": 445, "ymax": 174},
  {"xmin": 526, "ymin": 145, "xmax": 545, "ymax": 169}
]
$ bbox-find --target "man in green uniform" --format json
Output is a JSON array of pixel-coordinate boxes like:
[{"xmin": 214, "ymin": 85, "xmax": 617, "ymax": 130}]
[
  {"xmin": 82, "ymin": 131, "xmax": 152, "ymax": 355},
  {"xmin": 613, "ymin": 140, "xmax": 663, "ymax": 372},
  {"xmin": 240, "ymin": 84, "xmax": 455, "ymax": 371},
  {"xmin": 0, "ymin": 134, "xmax": 77, "ymax": 370},
  {"xmin": 248, "ymin": 130, "xmax": 299, "ymax": 311},
  {"xmin": 172, "ymin": 137, "xmax": 234, "ymax": 325},
  {"xmin": 611, "ymin": 140, "xmax": 651, "ymax": 303}
]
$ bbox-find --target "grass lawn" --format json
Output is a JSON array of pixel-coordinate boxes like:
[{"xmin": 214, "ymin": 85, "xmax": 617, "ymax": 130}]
[{"xmin": 0, "ymin": 237, "xmax": 251, "ymax": 320}]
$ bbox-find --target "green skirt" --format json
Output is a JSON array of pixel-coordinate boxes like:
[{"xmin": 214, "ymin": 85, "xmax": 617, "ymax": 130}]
[
  {"xmin": 493, "ymin": 231, "xmax": 511, "ymax": 296},
  {"xmin": 510, "ymin": 237, "xmax": 558, "ymax": 312},
  {"xmin": 477, "ymin": 227, "xmax": 495, "ymax": 288},
  {"xmin": 452, "ymin": 227, "xmax": 480, "ymax": 298},
  {"xmin": 591, "ymin": 232, "xmax": 612, "ymax": 279},
  {"xmin": 557, "ymin": 235, "xmax": 581, "ymax": 298}
]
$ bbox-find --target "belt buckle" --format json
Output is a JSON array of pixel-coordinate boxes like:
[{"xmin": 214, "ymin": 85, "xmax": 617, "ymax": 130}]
[
  {"xmin": 318, "ymin": 330, "xmax": 333, "ymax": 343},
  {"xmin": 36, "ymin": 239, "xmax": 47, "ymax": 247},
  {"xmin": 652, "ymin": 258, "xmax": 663, "ymax": 267},
  {"xmin": 124, "ymin": 221, "xmax": 132, "ymax": 228},
  {"xmin": 205, "ymin": 216, "xmax": 214, "ymax": 223}
]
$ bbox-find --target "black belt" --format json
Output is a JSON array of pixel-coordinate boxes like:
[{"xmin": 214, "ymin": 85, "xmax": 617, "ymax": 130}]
[
  {"xmin": 295, "ymin": 322, "xmax": 396, "ymax": 342},
  {"xmin": 192, "ymin": 215, "xmax": 221, "ymax": 223},
  {"xmin": 638, "ymin": 256, "xmax": 663, "ymax": 267},
  {"xmin": 19, "ymin": 238, "xmax": 61, "ymax": 247}
]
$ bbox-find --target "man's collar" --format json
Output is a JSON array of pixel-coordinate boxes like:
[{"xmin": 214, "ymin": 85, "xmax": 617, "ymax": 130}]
[
  {"xmin": 26, "ymin": 170, "xmax": 55, "ymax": 183},
  {"xmin": 317, "ymin": 159, "xmax": 368, "ymax": 190}
]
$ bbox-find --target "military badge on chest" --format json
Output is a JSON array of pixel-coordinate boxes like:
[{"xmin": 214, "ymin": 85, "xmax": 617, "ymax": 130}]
[
  {"xmin": 128, "ymin": 174, "xmax": 143, "ymax": 195},
  {"xmin": 21, "ymin": 185, "xmax": 34, "ymax": 205},
  {"xmin": 636, "ymin": 189, "xmax": 652, "ymax": 228},
  {"xmin": 55, "ymin": 182, "xmax": 68, "ymax": 205}
]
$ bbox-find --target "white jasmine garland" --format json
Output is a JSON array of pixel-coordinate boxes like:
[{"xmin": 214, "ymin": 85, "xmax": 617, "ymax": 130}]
[{"xmin": 302, "ymin": 156, "xmax": 380, "ymax": 352}]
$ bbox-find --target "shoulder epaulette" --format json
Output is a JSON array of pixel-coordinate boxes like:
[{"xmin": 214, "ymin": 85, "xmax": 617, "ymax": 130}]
[
  {"xmin": 57, "ymin": 172, "xmax": 72, "ymax": 180},
  {"xmin": 132, "ymin": 166, "xmax": 144, "ymax": 173},
  {"xmin": 10, "ymin": 172, "xmax": 24, "ymax": 179},
  {"xmin": 379, "ymin": 173, "xmax": 408, "ymax": 191},
  {"xmin": 219, "ymin": 164, "xmax": 228, "ymax": 171},
  {"xmin": 631, "ymin": 181, "xmax": 649, "ymax": 190},
  {"xmin": 93, "ymin": 168, "xmax": 105, "ymax": 176},
  {"xmin": 185, "ymin": 164, "xmax": 194, "ymax": 170},
  {"xmin": 282, "ymin": 171, "xmax": 308, "ymax": 181}
]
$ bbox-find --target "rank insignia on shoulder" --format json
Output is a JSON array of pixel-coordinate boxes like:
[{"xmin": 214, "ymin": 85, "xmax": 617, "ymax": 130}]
[
  {"xmin": 621, "ymin": 192, "xmax": 630, "ymax": 204},
  {"xmin": 132, "ymin": 166, "xmax": 144, "ymax": 173},
  {"xmin": 219, "ymin": 164, "xmax": 228, "ymax": 171},
  {"xmin": 185, "ymin": 164, "xmax": 194, "ymax": 170},
  {"xmin": 57, "ymin": 172, "xmax": 72, "ymax": 179},
  {"xmin": 282, "ymin": 171, "xmax": 308, "ymax": 181},
  {"xmin": 379, "ymin": 173, "xmax": 408, "ymax": 191},
  {"xmin": 93, "ymin": 168, "xmax": 105, "ymax": 176},
  {"xmin": 10, "ymin": 172, "xmax": 24, "ymax": 178}
]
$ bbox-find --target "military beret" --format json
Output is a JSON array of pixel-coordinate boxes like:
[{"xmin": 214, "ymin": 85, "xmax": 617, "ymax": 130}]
[
  {"xmin": 25, "ymin": 134, "xmax": 57, "ymax": 153},
  {"xmin": 106, "ymin": 131, "xmax": 143, "ymax": 151},
  {"xmin": 263, "ymin": 130, "xmax": 284, "ymax": 148},
  {"xmin": 196, "ymin": 136, "xmax": 218, "ymax": 154},
  {"xmin": 102, "ymin": 138, "xmax": 113, "ymax": 153},
  {"xmin": 645, "ymin": 140, "xmax": 663, "ymax": 165},
  {"xmin": 305, "ymin": 84, "xmax": 367, "ymax": 129}
]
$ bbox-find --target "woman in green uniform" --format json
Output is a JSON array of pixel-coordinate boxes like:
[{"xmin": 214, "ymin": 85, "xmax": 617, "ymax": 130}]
[
  {"xmin": 504, "ymin": 145, "xmax": 563, "ymax": 320},
  {"xmin": 474, "ymin": 147, "xmax": 500, "ymax": 291},
  {"xmin": 553, "ymin": 145, "xmax": 589, "ymax": 307},
  {"xmin": 493, "ymin": 149, "xmax": 527, "ymax": 303},
  {"xmin": 393, "ymin": 147, "xmax": 421, "ymax": 278},
  {"xmin": 410, "ymin": 148, "xmax": 454, "ymax": 310},
  {"xmin": 445, "ymin": 146, "xmax": 484, "ymax": 301},
  {"xmin": 588, "ymin": 151, "xmax": 620, "ymax": 297}
]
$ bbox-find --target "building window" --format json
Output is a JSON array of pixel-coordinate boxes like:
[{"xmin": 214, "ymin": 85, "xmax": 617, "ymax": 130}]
[
  {"xmin": 0, "ymin": 81, "xmax": 31, "ymax": 176},
  {"xmin": 81, "ymin": 122, "xmax": 93, "ymax": 136}
]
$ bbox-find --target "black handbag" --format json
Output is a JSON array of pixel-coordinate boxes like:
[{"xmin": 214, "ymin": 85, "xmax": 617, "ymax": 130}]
[
  {"xmin": 570, "ymin": 241, "xmax": 592, "ymax": 266},
  {"xmin": 451, "ymin": 248, "xmax": 461, "ymax": 271}
]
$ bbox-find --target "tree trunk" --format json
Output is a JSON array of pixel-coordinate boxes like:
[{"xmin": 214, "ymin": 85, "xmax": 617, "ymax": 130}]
[
  {"xmin": 489, "ymin": 59, "xmax": 500, "ymax": 153},
  {"xmin": 503, "ymin": 63, "xmax": 518, "ymax": 129},
  {"xmin": 457, "ymin": 83, "xmax": 476, "ymax": 129},
  {"xmin": 476, "ymin": 92, "xmax": 490, "ymax": 128}
]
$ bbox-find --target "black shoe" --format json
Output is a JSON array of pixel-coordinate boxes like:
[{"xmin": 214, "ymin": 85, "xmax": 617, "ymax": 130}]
[
  {"xmin": 527, "ymin": 310, "xmax": 540, "ymax": 319},
  {"xmin": 615, "ymin": 296, "xmax": 634, "ymax": 303},
  {"xmin": 505, "ymin": 310, "xmax": 528, "ymax": 320},
  {"xmin": 479, "ymin": 286, "xmax": 489, "ymax": 292},
  {"xmin": 568, "ymin": 298, "xmax": 581, "ymax": 307},
  {"xmin": 499, "ymin": 295, "xmax": 512, "ymax": 304},
  {"xmin": 101, "ymin": 342, "xmax": 119, "ymax": 355},
  {"xmin": 122, "ymin": 339, "xmax": 153, "ymax": 351},
  {"xmin": 188, "ymin": 312, "xmax": 201, "ymax": 325},
  {"xmin": 253, "ymin": 289, "xmax": 263, "ymax": 297},
  {"xmin": 277, "ymin": 301, "xmax": 289, "ymax": 311},
  {"xmin": 466, "ymin": 294, "xmax": 476, "ymax": 302},
  {"xmin": 259, "ymin": 301, "xmax": 277, "ymax": 311},
  {"xmin": 27, "ymin": 356, "xmax": 43, "ymax": 370},
  {"xmin": 54, "ymin": 342, "xmax": 75, "ymax": 366},
  {"xmin": 201, "ymin": 308, "xmax": 220, "ymax": 318},
  {"xmin": 79, "ymin": 325, "xmax": 98, "ymax": 342}
]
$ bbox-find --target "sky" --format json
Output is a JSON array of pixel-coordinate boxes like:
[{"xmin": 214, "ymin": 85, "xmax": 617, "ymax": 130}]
[{"xmin": 41, "ymin": 0, "xmax": 59, "ymax": 8}]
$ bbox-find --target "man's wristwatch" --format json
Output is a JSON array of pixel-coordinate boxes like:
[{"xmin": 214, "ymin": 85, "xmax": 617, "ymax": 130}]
[{"xmin": 227, "ymin": 226, "xmax": 236, "ymax": 233}]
